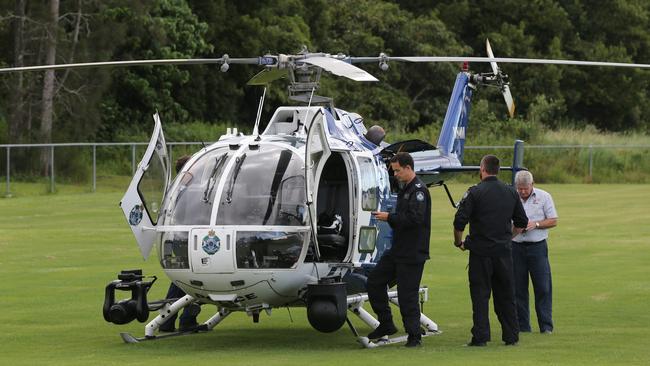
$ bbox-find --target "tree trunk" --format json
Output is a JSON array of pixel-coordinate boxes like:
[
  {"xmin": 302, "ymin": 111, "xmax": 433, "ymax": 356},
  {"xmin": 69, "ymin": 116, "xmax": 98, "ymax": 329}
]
[
  {"xmin": 39, "ymin": 0, "xmax": 59, "ymax": 176},
  {"xmin": 8, "ymin": 0, "xmax": 26, "ymax": 144}
]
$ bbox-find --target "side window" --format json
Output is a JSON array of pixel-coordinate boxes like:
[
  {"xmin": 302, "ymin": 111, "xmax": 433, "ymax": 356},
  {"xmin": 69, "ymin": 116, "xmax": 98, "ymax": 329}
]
[
  {"xmin": 138, "ymin": 150, "xmax": 166, "ymax": 224},
  {"xmin": 357, "ymin": 157, "xmax": 378, "ymax": 211},
  {"xmin": 159, "ymin": 231, "xmax": 189, "ymax": 269},
  {"xmin": 358, "ymin": 226, "xmax": 377, "ymax": 253}
]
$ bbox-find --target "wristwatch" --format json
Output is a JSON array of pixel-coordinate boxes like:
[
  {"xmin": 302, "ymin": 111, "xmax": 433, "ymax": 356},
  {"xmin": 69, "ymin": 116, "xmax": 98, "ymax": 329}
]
[{"xmin": 535, "ymin": 222, "xmax": 540, "ymax": 229}]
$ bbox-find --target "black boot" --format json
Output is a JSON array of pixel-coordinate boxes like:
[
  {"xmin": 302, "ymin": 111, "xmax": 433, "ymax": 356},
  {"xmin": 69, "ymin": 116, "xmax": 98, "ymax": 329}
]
[{"xmin": 367, "ymin": 322, "xmax": 398, "ymax": 339}]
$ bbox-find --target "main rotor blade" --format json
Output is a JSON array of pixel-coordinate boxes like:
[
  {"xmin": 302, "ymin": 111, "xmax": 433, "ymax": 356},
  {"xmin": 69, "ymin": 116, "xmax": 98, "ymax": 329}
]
[
  {"xmin": 389, "ymin": 56, "xmax": 650, "ymax": 69},
  {"xmin": 247, "ymin": 68, "xmax": 288, "ymax": 85},
  {"xmin": 0, "ymin": 57, "xmax": 261, "ymax": 74},
  {"xmin": 301, "ymin": 57, "xmax": 378, "ymax": 81}
]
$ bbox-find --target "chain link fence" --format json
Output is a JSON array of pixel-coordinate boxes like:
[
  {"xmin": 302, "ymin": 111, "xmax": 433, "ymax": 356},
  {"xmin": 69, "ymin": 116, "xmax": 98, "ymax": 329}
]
[{"xmin": 1, "ymin": 142, "xmax": 649, "ymax": 197}]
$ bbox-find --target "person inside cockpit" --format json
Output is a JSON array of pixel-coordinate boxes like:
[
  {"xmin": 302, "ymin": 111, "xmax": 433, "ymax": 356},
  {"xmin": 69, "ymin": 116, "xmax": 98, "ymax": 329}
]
[{"xmin": 365, "ymin": 125, "xmax": 386, "ymax": 146}]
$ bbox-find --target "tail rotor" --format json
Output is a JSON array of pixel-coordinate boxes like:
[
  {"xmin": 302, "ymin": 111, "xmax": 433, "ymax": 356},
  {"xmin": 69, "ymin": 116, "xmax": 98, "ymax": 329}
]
[{"xmin": 486, "ymin": 39, "xmax": 516, "ymax": 118}]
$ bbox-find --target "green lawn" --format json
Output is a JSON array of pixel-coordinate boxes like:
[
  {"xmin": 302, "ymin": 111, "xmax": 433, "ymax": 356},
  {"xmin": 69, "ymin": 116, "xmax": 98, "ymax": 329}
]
[{"xmin": 0, "ymin": 184, "xmax": 649, "ymax": 365}]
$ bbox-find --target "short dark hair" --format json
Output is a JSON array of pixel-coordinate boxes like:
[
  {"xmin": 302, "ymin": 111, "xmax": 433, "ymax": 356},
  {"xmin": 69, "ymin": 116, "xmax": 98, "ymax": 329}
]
[
  {"xmin": 390, "ymin": 152, "xmax": 414, "ymax": 170},
  {"xmin": 175, "ymin": 155, "xmax": 191, "ymax": 173},
  {"xmin": 480, "ymin": 154, "xmax": 500, "ymax": 175}
]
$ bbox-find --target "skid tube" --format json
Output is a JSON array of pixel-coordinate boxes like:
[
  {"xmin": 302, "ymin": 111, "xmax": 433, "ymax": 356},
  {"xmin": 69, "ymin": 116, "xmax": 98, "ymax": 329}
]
[{"xmin": 347, "ymin": 287, "xmax": 441, "ymax": 348}]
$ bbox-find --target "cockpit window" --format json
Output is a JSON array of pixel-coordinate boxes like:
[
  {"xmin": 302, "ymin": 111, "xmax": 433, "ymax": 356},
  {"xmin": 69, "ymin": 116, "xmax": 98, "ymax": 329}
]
[
  {"xmin": 236, "ymin": 231, "xmax": 304, "ymax": 269},
  {"xmin": 161, "ymin": 148, "xmax": 232, "ymax": 225},
  {"xmin": 217, "ymin": 145, "xmax": 306, "ymax": 226}
]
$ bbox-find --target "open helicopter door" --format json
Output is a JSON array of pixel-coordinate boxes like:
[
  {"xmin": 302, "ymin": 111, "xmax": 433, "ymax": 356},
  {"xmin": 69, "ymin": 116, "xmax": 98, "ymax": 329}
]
[
  {"xmin": 120, "ymin": 113, "xmax": 171, "ymax": 259},
  {"xmin": 305, "ymin": 109, "xmax": 331, "ymax": 259}
]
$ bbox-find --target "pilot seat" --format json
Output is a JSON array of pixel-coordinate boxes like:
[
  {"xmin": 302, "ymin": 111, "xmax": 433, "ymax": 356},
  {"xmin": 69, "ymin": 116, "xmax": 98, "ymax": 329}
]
[{"xmin": 317, "ymin": 213, "xmax": 346, "ymax": 260}]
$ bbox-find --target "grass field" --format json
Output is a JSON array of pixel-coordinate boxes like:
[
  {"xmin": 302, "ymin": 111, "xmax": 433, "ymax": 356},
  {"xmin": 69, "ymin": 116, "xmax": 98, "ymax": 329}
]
[{"xmin": 1, "ymin": 184, "xmax": 649, "ymax": 365}]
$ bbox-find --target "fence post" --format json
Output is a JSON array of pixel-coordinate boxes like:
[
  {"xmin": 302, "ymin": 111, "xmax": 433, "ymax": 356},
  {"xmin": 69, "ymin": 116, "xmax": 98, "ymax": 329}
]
[
  {"xmin": 92, "ymin": 145, "xmax": 96, "ymax": 192},
  {"xmin": 169, "ymin": 144, "xmax": 173, "ymax": 168},
  {"xmin": 5, "ymin": 146, "xmax": 11, "ymax": 198},
  {"xmin": 131, "ymin": 144, "xmax": 136, "ymax": 175},
  {"xmin": 50, "ymin": 145, "xmax": 55, "ymax": 193},
  {"xmin": 588, "ymin": 144, "xmax": 593, "ymax": 180}
]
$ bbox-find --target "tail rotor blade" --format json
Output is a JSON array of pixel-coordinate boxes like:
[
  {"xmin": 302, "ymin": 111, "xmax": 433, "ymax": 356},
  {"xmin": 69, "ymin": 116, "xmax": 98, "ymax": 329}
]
[
  {"xmin": 502, "ymin": 84, "xmax": 516, "ymax": 118},
  {"xmin": 486, "ymin": 39, "xmax": 499, "ymax": 75},
  {"xmin": 486, "ymin": 39, "xmax": 516, "ymax": 118}
]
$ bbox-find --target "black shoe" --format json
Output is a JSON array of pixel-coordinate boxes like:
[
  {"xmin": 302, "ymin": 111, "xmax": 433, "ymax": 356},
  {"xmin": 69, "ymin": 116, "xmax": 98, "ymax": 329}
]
[
  {"xmin": 159, "ymin": 320, "xmax": 175, "ymax": 332},
  {"xmin": 405, "ymin": 339, "xmax": 422, "ymax": 348},
  {"xmin": 465, "ymin": 341, "xmax": 487, "ymax": 347},
  {"xmin": 367, "ymin": 322, "xmax": 398, "ymax": 339},
  {"xmin": 178, "ymin": 321, "xmax": 199, "ymax": 332},
  {"xmin": 505, "ymin": 341, "xmax": 518, "ymax": 346}
]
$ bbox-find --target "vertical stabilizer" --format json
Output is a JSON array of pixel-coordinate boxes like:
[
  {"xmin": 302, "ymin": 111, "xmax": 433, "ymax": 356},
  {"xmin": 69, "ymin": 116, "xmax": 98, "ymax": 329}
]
[
  {"xmin": 437, "ymin": 73, "xmax": 474, "ymax": 163},
  {"xmin": 511, "ymin": 140, "xmax": 525, "ymax": 185}
]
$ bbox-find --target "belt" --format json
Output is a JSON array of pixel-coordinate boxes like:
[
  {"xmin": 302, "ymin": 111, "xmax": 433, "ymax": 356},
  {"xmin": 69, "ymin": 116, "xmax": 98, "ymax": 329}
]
[{"xmin": 513, "ymin": 239, "xmax": 546, "ymax": 246}]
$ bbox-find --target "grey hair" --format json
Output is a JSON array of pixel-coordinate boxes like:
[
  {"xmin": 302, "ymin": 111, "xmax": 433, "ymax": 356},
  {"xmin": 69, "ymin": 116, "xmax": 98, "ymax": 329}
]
[{"xmin": 515, "ymin": 170, "xmax": 534, "ymax": 186}]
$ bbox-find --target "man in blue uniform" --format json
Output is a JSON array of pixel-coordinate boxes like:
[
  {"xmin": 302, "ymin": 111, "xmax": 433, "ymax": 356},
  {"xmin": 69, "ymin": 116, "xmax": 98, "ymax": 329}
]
[
  {"xmin": 512, "ymin": 170, "xmax": 558, "ymax": 334},
  {"xmin": 453, "ymin": 155, "xmax": 528, "ymax": 346},
  {"xmin": 368, "ymin": 152, "xmax": 431, "ymax": 348}
]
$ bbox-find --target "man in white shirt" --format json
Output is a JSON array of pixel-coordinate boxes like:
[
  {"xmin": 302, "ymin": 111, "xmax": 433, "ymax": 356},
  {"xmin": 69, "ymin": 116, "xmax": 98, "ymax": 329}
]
[{"xmin": 512, "ymin": 171, "xmax": 558, "ymax": 334}]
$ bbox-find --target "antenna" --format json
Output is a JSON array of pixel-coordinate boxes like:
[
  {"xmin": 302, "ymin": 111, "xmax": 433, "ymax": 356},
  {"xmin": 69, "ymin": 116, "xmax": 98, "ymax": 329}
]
[
  {"xmin": 299, "ymin": 87, "xmax": 316, "ymax": 135},
  {"xmin": 253, "ymin": 87, "xmax": 267, "ymax": 140}
]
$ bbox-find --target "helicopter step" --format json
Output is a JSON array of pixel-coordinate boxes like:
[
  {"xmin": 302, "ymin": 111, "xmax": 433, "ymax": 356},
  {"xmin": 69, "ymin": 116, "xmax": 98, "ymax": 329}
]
[{"xmin": 346, "ymin": 287, "xmax": 441, "ymax": 348}]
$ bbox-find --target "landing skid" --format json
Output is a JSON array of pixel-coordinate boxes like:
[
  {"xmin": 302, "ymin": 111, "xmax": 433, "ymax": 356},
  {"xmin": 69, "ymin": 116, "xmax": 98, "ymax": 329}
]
[
  {"xmin": 119, "ymin": 294, "xmax": 231, "ymax": 343},
  {"xmin": 120, "ymin": 325, "xmax": 210, "ymax": 343},
  {"xmin": 357, "ymin": 330, "xmax": 441, "ymax": 348},
  {"xmin": 347, "ymin": 287, "xmax": 441, "ymax": 348}
]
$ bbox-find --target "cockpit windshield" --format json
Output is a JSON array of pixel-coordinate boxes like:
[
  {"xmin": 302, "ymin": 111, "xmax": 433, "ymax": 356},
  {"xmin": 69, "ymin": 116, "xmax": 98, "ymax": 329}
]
[
  {"xmin": 217, "ymin": 145, "xmax": 306, "ymax": 226},
  {"xmin": 161, "ymin": 148, "xmax": 232, "ymax": 225}
]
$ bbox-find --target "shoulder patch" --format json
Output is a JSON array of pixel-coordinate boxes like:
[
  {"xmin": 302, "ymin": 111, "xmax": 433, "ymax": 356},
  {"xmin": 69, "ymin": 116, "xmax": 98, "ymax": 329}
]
[{"xmin": 416, "ymin": 191, "xmax": 425, "ymax": 202}]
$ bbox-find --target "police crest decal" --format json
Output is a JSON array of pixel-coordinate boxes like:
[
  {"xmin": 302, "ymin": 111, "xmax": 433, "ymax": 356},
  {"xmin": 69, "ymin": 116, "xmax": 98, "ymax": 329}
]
[
  {"xmin": 128, "ymin": 205, "xmax": 143, "ymax": 226},
  {"xmin": 202, "ymin": 230, "xmax": 221, "ymax": 255}
]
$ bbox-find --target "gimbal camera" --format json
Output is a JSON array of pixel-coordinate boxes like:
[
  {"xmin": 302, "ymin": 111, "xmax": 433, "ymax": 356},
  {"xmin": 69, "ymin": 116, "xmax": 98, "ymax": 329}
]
[{"xmin": 103, "ymin": 269, "xmax": 156, "ymax": 325}]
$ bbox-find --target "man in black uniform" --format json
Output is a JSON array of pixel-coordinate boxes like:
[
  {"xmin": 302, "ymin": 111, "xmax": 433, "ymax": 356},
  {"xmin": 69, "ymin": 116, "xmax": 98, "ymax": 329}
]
[
  {"xmin": 368, "ymin": 152, "xmax": 431, "ymax": 348},
  {"xmin": 453, "ymin": 155, "xmax": 528, "ymax": 346}
]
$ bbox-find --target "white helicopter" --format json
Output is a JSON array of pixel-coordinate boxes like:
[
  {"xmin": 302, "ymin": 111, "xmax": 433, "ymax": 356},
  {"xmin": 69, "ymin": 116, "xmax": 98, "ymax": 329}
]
[
  {"xmin": 3, "ymin": 40, "xmax": 649, "ymax": 347},
  {"xmin": 108, "ymin": 41, "xmax": 526, "ymax": 347}
]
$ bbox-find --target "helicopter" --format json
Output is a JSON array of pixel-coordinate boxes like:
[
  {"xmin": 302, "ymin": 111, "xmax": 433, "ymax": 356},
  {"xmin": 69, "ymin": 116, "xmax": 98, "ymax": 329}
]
[{"xmin": 3, "ymin": 40, "xmax": 649, "ymax": 348}]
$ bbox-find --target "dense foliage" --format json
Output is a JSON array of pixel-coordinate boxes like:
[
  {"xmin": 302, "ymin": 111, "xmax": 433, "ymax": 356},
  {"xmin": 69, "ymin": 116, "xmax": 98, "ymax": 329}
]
[{"xmin": 0, "ymin": 0, "xmax": 649, "ymax": 146}]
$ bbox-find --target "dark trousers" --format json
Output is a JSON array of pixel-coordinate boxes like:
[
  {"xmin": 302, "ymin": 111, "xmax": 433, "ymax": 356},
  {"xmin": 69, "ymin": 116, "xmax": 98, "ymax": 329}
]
[
  {"xmin": 367, "ymin": 254, "xmax": 425, "ymax": 339},
  {"xmin": 512, "ymin": 240, "xmax": 553, "ymax": 332},
  {"xmin": 468, "ymin": 252, "xmax": 519, "ymax": 344},
  {"xmin": 161, "ymin": 283, "xmax": 197, "ymax": 327}
]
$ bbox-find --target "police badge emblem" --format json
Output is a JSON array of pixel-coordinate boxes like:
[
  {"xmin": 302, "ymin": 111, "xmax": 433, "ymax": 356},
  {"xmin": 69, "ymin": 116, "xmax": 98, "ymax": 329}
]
[
  {"xmin": 416, "ymin": 191, "xmax": 425, "ymax": 202},
  {"xmin": 202, "ymin": 230, "xmax": 221, "ymax": 255},
  {"xmin": 128, "ymin": 205, "xmax": 143, "ymax": 226}
]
